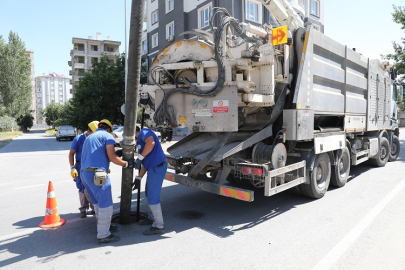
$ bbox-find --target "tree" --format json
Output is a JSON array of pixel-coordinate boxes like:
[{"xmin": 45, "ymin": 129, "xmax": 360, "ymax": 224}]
[
  {"xmin": 70, "ymin": 55, "xmax": 125, "ymax": 131},
  {"xmin": 384, "ymin": 5, "xmax": 405, "ymax": 85},
  {"xmin": 42, "ymin": 102, "xmax": 64, "ymax": 127},
  {"xmin": 17, "ymin": 113, "xmax": 33, "ymax": 131},
  {"xmin": 0, "ymin": 31, "xmax": 32, "ymax": 118}
]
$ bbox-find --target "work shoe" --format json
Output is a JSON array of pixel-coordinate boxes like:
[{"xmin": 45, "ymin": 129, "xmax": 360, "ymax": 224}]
[
  {"xmin": 87, "ymin": 210, "xmax": 96, "ymax": 216},
  {"xmin": 97, "ymin": 234, "xmax": 120, "ymax": 245},
  {"xmin": 109, "ymin": 225, "xmax": 118, "ymax": 233},
  {"xmin": 139, "ymin": 217, "xmax": 153, "ymax": 225},
  {"xmin": 143, "ymin": 227, "xmax": 165, "ymax": 235},
  {"xmin": 80, "ymin": 212, "xmax": 87, "ymax": 218}
]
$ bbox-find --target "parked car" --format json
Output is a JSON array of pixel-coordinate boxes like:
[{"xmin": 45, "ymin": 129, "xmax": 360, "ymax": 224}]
[
  {"xmin": 56, "ymin": 125, "xmax": 76, "ymax": 141},
  {"xmin": 113, "ymin": 125, "xmax": 162, "ymax": 146},
  {"xmin": 113, "ymin": 126, "xmax": 124, "ymax": 146}
]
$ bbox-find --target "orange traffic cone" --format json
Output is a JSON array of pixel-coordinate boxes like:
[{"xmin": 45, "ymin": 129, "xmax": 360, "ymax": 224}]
[{"xmin": 39, "ymin": 181, "xmax": 66, "ymax": 228}]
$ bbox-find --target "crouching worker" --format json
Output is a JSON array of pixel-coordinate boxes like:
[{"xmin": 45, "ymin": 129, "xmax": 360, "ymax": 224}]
[
  {"xmin": 69, "ymin": 121, "xmax": 98, "ymax": 218},
  {"xmin": 134, "ymin": 126, "xmax": 168, "ymax": 235},
  {"xmin": 81, "ymin": 119, "xmax": 135, "ymax": 244}
]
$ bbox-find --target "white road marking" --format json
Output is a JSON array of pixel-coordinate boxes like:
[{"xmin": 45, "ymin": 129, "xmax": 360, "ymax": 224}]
[
  {"xmin": 13, "ymin": 180, "xmax": 72, "ymax": 190},
  {"xmin": 312, "ymin": 179, "xmax": 405, "ymax": 270}
]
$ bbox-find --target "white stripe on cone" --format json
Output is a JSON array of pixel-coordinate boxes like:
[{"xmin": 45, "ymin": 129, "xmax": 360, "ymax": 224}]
[{"xmin": 47, "ymin": 191, "xmax": 55, "ymax": 198}]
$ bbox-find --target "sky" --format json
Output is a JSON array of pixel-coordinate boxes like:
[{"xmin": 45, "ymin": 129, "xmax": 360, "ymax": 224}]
[{"xmin": 0, "ymin": 0, "xmax": 403, "ymax": 79}]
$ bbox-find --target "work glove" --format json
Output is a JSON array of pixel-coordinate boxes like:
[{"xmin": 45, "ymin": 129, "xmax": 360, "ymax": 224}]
[
  {"xmin": 70, "ymin": 167, "xmax": 78, "ymax": 179},
  {"xmin": 125, "ymin": 158, "xmax": 136, "ymax": 169},
  {"xmin": 115, "ymin": 148, "xmax": 123, "ymax": 157},
  {"xmin": 132, "ymin": 176, "xmax": 142, "ymax": 190},
  {"xmin": 134, "ymin": 154, "xmax": 144, "ymax": 170}
]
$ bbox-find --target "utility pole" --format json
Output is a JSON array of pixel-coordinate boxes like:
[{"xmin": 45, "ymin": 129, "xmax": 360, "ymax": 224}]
[{"xmin": 119, "ymin": 0, "xmax": 144, "ymax": 224}]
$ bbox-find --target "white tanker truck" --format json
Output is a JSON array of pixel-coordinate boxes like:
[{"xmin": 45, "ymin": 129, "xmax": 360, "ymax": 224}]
[{"xmin": 141, "ymin": 0, "xmax": 400, "ymax": 201}]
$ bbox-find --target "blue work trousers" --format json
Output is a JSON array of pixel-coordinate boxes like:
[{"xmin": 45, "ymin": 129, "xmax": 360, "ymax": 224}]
[
  {"xmin": 145, "ymin": 162, "xmax": 168, "ymax": 205},
  {"xmin": 81, "ymin": 170, "xmax": 113, "ymax": 208}
]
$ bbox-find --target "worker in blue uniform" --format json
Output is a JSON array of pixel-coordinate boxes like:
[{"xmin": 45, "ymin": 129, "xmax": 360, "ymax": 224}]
[
  {"xmin": 81, "ymin": 119, "xmax": 135, "ymax": 244},
  {"xmin": 69, "ymin": 121, "xmax": 99, "ymax": 218},
  {"xmin": 134, "ymin": 126, "xmax": 168, "ymax": 235}
]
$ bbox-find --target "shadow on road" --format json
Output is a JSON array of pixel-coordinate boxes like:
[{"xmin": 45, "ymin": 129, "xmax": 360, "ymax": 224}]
[
  {"xmin": 0, "ymin": 130, "xmax": 71, "ymax": 154},
  {"xmin": 1, "ymin": 134, "xmax": 404, "ymax": 267}
]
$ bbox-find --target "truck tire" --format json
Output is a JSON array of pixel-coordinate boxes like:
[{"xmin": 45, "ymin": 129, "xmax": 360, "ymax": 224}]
[
  {"xmin": 300, "ymin": 153, "xmax": 331, "ymax": 199},
  {"xmin": 389, "ymin": 135, "xmax": 400, "ymax": 162},
  {"xmin": 369, "ymin": 137, "xmax": 390, "ymax": 167},
  {"xmin": 331, "ymin": 147, "xmax": 350, "ymax": 188}
]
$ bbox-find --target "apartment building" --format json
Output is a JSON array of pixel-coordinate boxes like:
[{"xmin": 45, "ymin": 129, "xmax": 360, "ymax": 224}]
[
  {"xmin": 69, "ymin": 33, "xmax": 121, "ymax": 95},
  {"xmin": 26, "ymin": 51, "xmax": 36, "ymax": 123},
  {"xmin": 142, "ymin": 0, "xmax": 324, "ymax": 67},
  {"xmin": 35, "ymin": 73, "xmax": 72, "ymax": 124}
]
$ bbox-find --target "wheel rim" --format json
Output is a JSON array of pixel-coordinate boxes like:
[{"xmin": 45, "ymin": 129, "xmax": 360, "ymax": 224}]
[
  {"xmin": 392, "ymin": 142, "xmax": 398, "ymax": 156},
  {"xmin": 315, "ymin": 161, "xmax": 327, "ymax": 188},
  {"xmin": 381, "ymin": 145, "xmax": 388, "ymax": 160},
  {"xmin": 339, "ymin": 153, "xmax": 349, "ymax": 178}
]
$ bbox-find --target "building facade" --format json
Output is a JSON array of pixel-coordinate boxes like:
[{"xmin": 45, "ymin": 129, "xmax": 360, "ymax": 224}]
[
  {"xmin": 35, "ymin": 73, "xmax": 72, "ymax": 124},
  {"xmin": 26, "ymin": 51, "xmax": 36, "ymax": 123},
  {"xmin": 142, "ymin": 0, "xmax": 324, "ymax": 66},
  {"xmin": 69, "ymin": 33, "xmax": 121, "ymax": 95}
]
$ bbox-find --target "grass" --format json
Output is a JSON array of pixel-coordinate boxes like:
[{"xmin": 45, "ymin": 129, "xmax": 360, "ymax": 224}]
[
  {"xmin": 0, "ymin": 131, "xmax": 23, "ymax": 149},
  {"xmin": 45, "ymin": 129, "xmax": 56, "ymax": 135}
]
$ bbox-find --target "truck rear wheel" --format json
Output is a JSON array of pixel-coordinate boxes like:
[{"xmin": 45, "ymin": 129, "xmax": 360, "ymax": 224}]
[
  {"xmin": 300, "ymin": 153, "xmax": 331, "ymax": 199},
  {"xmin": 389, "ymin": 135, "xmax": 400, "ymax": 162},
  {"xmin": 331, "ymin": 147, "xmax": 350, "ymax": 188},
  {"xmin": 369, "ymin": 137, "xmax": 390, "ymax": 167}
]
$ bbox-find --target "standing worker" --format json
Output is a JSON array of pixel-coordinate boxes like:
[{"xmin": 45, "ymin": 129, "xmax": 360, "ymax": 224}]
[
  {"xmin": 69, "ymin": 121, "xmax": 99, "ymax": 218},
  {"xmin": 134, "ymin": 126, "xmax": 168, "ymax": 235},
  {"xmin": 81, "ymin": 119, "xmax": 135, "ymax": 244}
]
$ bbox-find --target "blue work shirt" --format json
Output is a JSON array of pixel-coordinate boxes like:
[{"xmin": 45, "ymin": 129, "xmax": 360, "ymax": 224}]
[
  {"xmin": 81, "ymin": 128, "xmax": 115, "ymax": 172},
  {"xmin": 70, "ymin": 133, "xmax": 87, "ymax": 162},
  {"xmin": 137, "ymin": 128, "xmax": 166, "ymax": 171}
]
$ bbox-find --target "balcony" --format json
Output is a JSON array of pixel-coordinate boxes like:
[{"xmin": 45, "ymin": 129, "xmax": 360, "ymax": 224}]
[
  {"xmin": 68, "ymin": 61, "xmax": 72, "ymax": 66},
  {"xmin": 71, "ymin": 49, "xmax": 85, "ymax": 56},
  {"xmin": 69, "ymin": 70, "xmax": 73, "ymax": 76},
  {"xmin": 74, "ymin": 63, "xmax": 85, "ymax": 69},
  {"xmin": 69, "ymin": 80, "xmax": 72, "ymax": 85}
]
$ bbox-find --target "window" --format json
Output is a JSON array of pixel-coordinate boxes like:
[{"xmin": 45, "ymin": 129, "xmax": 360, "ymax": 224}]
[
  {"xmin": 166, "ymin": 0, "xmax": 174, "ymax": 13},
  {"xmin": 152, "ymin": 33, "xmax": 158, "ymax": 48},
  {"xmin": 77, "ymin": 44, "xmax": 85, "ymax": 51},
  {"xmin": 91, "ymin": 57, "xmax": 98, "ymax": 64},
  {"xmin": 105, "ymin": 46, "xmax": 114, "ymax": 52},
  {"xmin": 246, "ymin": 0, "xmax": 259, "ymax": 22},
  {"xmin": 142, "ymin": 39, "xmax": 147, "ymax": 54},
  {"xmin": 198, "ymin": 3, "xmax": 212, "ymax": 28},
  {"xmin": 151, "ymin": 9, "xmax": 158, "ymax": 24},
  {"xmin": 92, "ymin": 45, "xmax": 98, "ymax": 51},
  {"xmin": 310, "ymin": 0, "xmax": 319, "ymax": 17},
  {"xmin": 166, "ymin": 22, "xmax": 174, "ymax": 40}
]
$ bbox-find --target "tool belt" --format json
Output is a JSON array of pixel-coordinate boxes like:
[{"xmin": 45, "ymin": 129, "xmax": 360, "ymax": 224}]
[{"xmin": 84, "ymin": 167, "xmax": 107, "ymax": 186}]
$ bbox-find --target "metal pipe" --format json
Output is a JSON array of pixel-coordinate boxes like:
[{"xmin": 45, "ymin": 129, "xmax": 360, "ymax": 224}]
[{"xmin": 120, "ymin": 0, "xmax": 144, "ymax": 224}]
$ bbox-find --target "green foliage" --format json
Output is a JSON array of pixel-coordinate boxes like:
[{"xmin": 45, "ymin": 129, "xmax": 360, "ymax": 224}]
[
  {"xmin": 41, "ymin": 102, "xmax": 64, "ymax": 127},
  {"xmin": 17, "ymin": 113, "xmax": 33, "ymax": 131},
  {"xmin": 383, "ymin": 5, "xmax": 405, "ymax": 85},
  {"xmin": 0, "ymin": 115, "xmax": 19, "ymax": 131},
  {"xmin": 137, "ymin": 108, "xmax": 143, "ymax": 124},
  {"xmin": 70, "ymin": 55, "xmax": 125, "ymax": 131},
  {"xmin": 0, "ymin": 31, "xmax": 32, "ymax": 118}
]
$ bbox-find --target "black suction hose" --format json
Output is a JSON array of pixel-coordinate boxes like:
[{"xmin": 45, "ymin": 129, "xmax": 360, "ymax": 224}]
[{"xmin": 189, "ymin": 132, "xmax": 233, "ymax": 178}]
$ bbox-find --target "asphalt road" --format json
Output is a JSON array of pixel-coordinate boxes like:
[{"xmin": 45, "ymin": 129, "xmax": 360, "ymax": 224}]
[{"xmin": 0, "ymin": 130, "xmax": 404, "ymax": 270}]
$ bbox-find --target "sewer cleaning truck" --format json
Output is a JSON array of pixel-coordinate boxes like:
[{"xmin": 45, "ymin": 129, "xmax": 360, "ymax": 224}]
[{"xmin": 141, "ymin": 0, "xmax": 400, "ymax": 201}]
